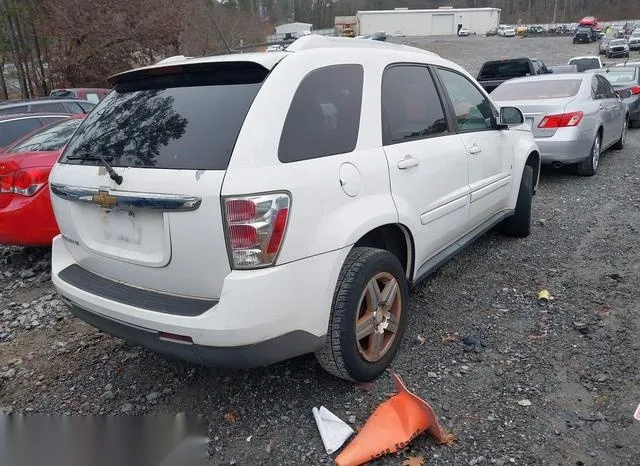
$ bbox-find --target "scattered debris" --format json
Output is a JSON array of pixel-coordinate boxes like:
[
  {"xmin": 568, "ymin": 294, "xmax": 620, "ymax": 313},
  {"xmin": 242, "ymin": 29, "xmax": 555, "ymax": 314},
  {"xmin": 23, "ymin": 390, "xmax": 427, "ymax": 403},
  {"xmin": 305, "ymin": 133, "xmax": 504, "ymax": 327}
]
[
  {"xmin": 537, "ymin": 289, "xmax": 552, "ymax": 304},
  {"xmin": 427, "ymin": 371, "xmax": 438, "ymax": 378},
  {"xmin": 312, "ymin": 406, "xmax": 354, "ymax": 454},
  {"xmin": 517, "ymin": 399, "xmax": 532, "ymax": 407},
  {"xmin": 223, "ymin": 411, "xmax": 239, "ymax": 423},
  {"xmin": 607, "ymin": 272, "xmax": 624, "ymax": 282},
  {"xmin": 596, "ymin": 307, "xmax": 611, "ymax": 318},
  {"xmin": 336, "ymin": 372, "xmax": 454, "ymax": 466},
  {"xmin": 416, "ymin": 334, "xmax": 427, "ymax": 345},
  {"xmin": 402, "ymin": 456, "xmax": 425, "ymax": 466},
  {"xmin": 265, "ymin": 439, "xmax": 273, "ymax": 454},
  {"xmin": 462, "ymin": 334, "xmax": 486, "ymax": 352},
  {"xmin": 635, "ymin": 404, "xmax": 640, "ymax": 422},
  {"xmin": 573, "ymin": 320, "xmax": 590, "ymax": 335},
  {"xmin": 442, "ymin": 334, "xmax": 459, "ymax": 345}
]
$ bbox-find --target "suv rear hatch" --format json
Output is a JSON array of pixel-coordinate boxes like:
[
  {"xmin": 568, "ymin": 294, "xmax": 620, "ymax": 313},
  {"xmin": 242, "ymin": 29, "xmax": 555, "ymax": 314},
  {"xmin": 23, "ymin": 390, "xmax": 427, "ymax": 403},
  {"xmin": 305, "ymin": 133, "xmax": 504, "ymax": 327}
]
[{"xmin": 49, "ymin": 60, "xmax": 274, "ymax": 300}]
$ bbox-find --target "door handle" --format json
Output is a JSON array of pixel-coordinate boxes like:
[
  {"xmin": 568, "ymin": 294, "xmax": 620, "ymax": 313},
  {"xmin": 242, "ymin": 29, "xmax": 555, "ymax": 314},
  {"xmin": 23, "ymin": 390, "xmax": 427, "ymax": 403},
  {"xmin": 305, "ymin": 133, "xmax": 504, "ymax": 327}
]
[
  {"xmin": 468, "ymin": 143, "xmax": 482, "ymax": 155},
  {"xmin": 397, "ymin": 155, "xmax": 419, "ymax": 169}
]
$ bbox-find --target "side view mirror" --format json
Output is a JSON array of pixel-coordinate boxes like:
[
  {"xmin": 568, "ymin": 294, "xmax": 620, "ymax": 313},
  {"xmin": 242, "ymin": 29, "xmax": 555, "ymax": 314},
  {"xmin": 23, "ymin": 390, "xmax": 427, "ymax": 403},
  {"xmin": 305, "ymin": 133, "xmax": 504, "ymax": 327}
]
[
  {"xmin": 498, "ymin": 106, "xmax": 525, "ymax": 127},
  {"xmin": 618, "ymin": 89, "xmax": 632, "ymax": 99}
]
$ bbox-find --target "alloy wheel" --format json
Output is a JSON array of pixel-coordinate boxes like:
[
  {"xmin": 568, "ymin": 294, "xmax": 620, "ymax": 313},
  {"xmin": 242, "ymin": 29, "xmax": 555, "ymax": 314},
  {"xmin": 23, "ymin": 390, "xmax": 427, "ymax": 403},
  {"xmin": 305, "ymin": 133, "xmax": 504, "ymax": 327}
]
[{"xmin": 355, "ymin": 272, "xmax": 402, "ymax": 362}]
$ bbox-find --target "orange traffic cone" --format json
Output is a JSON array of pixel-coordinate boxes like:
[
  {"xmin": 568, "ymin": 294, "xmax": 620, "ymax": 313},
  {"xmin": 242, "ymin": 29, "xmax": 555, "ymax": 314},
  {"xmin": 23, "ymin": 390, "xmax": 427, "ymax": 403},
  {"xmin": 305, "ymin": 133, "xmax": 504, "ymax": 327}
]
[{"xmin": 335, "ymin": 371, "xmax": 455, "ymax": 466}]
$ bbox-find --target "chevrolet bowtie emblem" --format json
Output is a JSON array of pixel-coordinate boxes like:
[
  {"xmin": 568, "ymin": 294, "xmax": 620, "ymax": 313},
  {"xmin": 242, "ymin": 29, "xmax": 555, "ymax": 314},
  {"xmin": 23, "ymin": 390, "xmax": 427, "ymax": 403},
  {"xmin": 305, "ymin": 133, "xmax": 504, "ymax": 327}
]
[{"xmin": 92, "ymin": 190, "xmax": 117, "ymax": 208}]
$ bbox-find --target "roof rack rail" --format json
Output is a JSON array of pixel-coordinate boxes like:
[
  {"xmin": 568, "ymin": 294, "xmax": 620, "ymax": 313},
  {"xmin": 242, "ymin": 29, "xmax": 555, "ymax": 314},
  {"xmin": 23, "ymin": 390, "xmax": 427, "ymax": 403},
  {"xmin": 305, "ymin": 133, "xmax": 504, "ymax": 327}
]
[{"xmin": 285, "ymin": 34, "xmax": 439, "ymax": 56}]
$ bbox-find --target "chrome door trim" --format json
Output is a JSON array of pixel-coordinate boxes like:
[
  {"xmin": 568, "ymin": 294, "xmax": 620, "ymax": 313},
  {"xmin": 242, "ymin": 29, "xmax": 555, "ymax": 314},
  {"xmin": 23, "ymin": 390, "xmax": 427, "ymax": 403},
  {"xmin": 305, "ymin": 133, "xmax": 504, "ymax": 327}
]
[{"xmin": 50, "ymin": 184, "xmax": 202, "ymax": 211}]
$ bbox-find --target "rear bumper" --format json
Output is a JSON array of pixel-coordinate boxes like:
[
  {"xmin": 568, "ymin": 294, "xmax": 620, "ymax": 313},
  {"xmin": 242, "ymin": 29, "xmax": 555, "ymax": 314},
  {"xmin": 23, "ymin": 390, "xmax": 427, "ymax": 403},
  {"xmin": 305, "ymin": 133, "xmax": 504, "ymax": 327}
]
[
  {"xmin": 63, "ymin": 298, "xmax": 324, "ymax": 368},
  {"xmin": 0, "ymin": 188, "xmax": 59, "ymax": 246},
  {"xmin": 51, "ymin": 235, "xmax": 350, "ymax": 367},
  {"xmin": 535, "ymin": 128, "xmax": 594, "ymax": 164}
]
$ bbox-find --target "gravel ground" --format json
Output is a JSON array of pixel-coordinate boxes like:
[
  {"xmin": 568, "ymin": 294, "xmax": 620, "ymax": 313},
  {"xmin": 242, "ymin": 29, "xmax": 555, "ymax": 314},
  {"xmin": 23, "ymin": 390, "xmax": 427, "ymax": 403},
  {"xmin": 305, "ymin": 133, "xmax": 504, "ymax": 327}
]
[{"xmin": 1, "ymin": 36, "xmax": 640, "ymax": 466}]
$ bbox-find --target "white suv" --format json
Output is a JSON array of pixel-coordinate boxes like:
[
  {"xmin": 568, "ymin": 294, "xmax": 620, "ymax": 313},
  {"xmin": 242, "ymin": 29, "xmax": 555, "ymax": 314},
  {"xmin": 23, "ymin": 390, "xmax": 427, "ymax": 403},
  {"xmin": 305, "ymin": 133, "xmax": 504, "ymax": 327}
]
[{"xmin": 49, "ymin": 36, "xmax": 540, "ymax": 382}]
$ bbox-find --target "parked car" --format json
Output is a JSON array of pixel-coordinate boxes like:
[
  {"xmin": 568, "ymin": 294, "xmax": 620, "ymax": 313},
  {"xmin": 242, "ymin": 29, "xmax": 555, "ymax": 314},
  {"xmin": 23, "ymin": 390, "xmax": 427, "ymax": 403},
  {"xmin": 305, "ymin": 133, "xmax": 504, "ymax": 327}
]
[
  {"xmin": 516, "ymin": 25, "xmax": 528, "ymax": 36},
  {"xmin": 476, "ymin": 57, "xmax": 551, "ymax": 92},
  {"xmin": 0, "ymin": 116, "xmax": 85, "ymax": 246},
  {"xmin": 491, "ymin": 73, "xmax": 629, "ymax": 176},
  {"xmin": 370, "ymin": 31, "xmax": 387, "ymax": 41},
  {"xmin": 528, "ymin": 26, "xmax": 546, "ymax": 35},
  {"xmin": 486, "ymin": 28, "xmax": 498, "ymax": 36},
  {"xmin": 587, "ymin": 66, "xmax": 640, "ymax": 127},
  {"xmin": 458, "ymin": 27, "xmax": 470, "ymax": 37},
  {"xmin": 47, "ymin": 35, "xmax": 540, "ymax": 382},
  {"xmin": 573, "ymin": 25, "xmax": 595, "ymax": 43},
  {"xmin": 599, "ymin": 37, "xmax": 611, "ymax": 55},
  {"xmin": 0, "ymin": 98, "xmax": 95, "ymax": 116},
  {"xmin": 627, "ymin": 31, "xmax": 640, "ymax": 50},
  {"xmin": 499, "ymin": 26, "xmax": 516, "ymax": 37},
  {"xmin": 49, "ymin": 88, "xmax": 111, "ymax": 104},
  {"xmin": 606, "ymin": 39, "xmax": 630, "ymax": 58},
  {"xmin": 568, "ymin": 56, "xmax": 602, "ymax": 72},
  {"xmin": 548, "ymin": 65, "xmax": 578, "ymax": 73},
  {"xmin": 0, "ymin": 114, "xmax": 71, "ymax": 151}
]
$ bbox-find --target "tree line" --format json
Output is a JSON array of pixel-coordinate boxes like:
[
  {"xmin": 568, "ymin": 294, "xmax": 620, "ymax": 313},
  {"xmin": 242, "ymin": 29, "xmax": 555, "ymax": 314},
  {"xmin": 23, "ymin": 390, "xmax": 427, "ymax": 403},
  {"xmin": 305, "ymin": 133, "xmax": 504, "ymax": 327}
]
[{"xmin": 2, "ymin": 0, "xmax": 639, "ymax": 100}]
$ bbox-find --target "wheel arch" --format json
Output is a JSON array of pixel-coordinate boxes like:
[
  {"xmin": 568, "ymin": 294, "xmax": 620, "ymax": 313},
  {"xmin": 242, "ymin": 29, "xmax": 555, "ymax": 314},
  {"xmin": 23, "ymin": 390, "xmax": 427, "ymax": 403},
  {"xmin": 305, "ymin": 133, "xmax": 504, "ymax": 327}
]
[
  {"xmin": 353, "ymin": 223, "xmax": 415, "ymax": 281},
  {"xmin": 525, "ymin": 150, "xmax": 541, "ymax": 193}
]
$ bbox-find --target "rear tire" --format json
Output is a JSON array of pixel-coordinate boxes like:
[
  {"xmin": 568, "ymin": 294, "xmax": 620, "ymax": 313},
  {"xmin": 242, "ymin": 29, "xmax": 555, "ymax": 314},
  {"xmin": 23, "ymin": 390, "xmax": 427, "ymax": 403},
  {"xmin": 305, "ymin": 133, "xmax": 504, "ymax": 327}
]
[
  {"xmin": 576, "ymin": 133, "xmax": 601, "ymax": 176},
  {"xmin": 612, "ymin": 117, "xmax": 628, "ymax": 150},
  {"xmin": 500, "ymin": 165, "xmax": 533, "ymax": 238},
  {"xmin": 315, "ymin": 247, "xmax": 409, "ymax": 382}
]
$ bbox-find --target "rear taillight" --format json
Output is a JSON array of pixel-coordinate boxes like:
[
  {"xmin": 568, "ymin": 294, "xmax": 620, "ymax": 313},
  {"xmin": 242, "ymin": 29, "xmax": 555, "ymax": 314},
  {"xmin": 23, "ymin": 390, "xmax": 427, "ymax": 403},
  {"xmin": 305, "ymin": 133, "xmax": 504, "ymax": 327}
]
[
  {"xmin": 538, "ymin": 111, "xmax": 584, "ymax": 128},
  {"xmin": 223, "ymin": 193, "xmax": 291, "ymax": 269},
  {"xmin": 628, "ymin": 86, "xmax": 640, "ymax": 95},
  {"xmin": 0, "ymin": 168, "xmax": 49, "ymax": 196}
]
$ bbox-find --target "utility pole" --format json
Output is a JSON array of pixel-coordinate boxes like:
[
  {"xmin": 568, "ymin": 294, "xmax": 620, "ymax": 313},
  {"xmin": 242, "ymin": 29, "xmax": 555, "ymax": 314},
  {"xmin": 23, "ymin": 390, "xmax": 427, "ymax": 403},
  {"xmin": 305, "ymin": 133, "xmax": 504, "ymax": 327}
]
[{"xmin": 552, "ymin": 0, "xmax": 558, "ymax": 24}]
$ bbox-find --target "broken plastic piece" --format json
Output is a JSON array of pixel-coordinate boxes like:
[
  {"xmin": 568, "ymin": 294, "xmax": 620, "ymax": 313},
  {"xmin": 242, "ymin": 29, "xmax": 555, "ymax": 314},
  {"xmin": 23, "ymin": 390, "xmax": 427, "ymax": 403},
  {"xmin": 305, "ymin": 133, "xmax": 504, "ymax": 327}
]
[
  {"xmin": 335, "ymin": 372, "xmax": 455, "ymax": 466},
  {"xmin": 312, "ymin": 406, "xmax": 354, "ymax": 455},
  {"xmin": 537, "ymin": 289, "xmax": 551, "ymax": 303}
]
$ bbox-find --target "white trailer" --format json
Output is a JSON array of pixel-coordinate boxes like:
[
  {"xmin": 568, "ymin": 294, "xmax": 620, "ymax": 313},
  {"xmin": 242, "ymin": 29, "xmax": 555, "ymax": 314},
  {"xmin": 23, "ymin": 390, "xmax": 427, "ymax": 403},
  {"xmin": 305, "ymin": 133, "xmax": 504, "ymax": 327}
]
[{"xmin": 356, "ymin": 8, "xmax": 501, "ymax": 37}]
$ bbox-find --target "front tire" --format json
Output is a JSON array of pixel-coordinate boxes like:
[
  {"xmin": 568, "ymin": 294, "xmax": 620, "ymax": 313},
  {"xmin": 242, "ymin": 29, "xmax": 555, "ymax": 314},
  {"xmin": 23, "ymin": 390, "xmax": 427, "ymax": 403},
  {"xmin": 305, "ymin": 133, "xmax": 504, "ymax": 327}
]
[
  {"xmin": 577, "ymin": 133, "xmax": 601, "ymax": 176},
  {"xmin": 500, "ymin": 165, "xmax": 533, "ymax": 238},
  {"xmin": 315, "ymin": 247, "xmax": 409, "ymax": 382}
]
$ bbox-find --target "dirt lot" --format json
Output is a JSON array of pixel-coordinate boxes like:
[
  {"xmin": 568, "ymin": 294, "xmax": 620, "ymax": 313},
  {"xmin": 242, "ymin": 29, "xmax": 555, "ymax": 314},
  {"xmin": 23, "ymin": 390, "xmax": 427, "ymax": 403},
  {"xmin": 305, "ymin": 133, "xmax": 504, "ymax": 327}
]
[{"xmin": 1, "ymin": 36, "xmax": 640, "ymax": 465}]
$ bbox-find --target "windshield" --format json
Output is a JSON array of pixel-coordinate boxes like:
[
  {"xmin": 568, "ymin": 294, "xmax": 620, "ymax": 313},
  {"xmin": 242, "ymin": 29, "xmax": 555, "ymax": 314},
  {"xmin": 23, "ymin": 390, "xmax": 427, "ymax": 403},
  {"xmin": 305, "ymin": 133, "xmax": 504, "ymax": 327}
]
[
  {"xmin": 478, "ymin": 59, "xmax": 532, "ymax": 79},
  {"xmin": 593, "ymin": 68, "xmax": 638, "ymax": 86},
  {"xmin": 569, "ymin": 58, "xmax": 600, "ymax": 71},
  {"xmin": 610, "ymin": 40, "xmax": 627, "ymax": 46},
  {"xmin": 60, "ymin": 64, "xmax": 267, "ymax": 170},
  {"xmin": 577, "ymin": 26, "xmax": 592, "ymax": 32},
  {"xmin": 491, "ymin": 79, "xmax": 582, "ymax": 101},
  {"xmin": 7, "ymin": 118, "xmax": 81, "ymax": 153}
]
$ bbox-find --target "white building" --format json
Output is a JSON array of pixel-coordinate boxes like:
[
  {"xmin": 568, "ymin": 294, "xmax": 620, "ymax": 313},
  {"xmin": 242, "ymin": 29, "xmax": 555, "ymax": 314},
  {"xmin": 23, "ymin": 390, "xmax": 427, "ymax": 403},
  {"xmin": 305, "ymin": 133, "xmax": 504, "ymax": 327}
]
[
  {"xmin": 275, "ymin": 22, "xmax": 313, "ymax": 36},
  {"xmin": 356, "ymin": 8, "xmax": 501, "ymax": 37}
]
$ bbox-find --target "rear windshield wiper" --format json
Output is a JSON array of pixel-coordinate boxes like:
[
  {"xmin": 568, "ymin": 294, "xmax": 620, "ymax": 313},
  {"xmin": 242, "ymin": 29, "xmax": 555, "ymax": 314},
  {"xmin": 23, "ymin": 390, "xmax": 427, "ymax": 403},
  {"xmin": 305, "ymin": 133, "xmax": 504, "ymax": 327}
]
[{"xmin": 66, "ymin": 153, "xmax": 123, "ymax": 185}]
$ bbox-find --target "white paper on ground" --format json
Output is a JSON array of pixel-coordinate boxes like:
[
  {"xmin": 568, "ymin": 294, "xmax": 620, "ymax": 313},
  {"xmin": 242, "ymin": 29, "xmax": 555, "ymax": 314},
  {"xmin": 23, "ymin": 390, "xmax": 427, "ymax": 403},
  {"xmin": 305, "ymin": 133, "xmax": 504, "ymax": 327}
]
[
  {"xmin": 634, "ymin": 403, "xmax": 640, "ymax": 421},
  {"xmin": 312, "ymin": 406, "xmax": 355, "ymax": 454}
]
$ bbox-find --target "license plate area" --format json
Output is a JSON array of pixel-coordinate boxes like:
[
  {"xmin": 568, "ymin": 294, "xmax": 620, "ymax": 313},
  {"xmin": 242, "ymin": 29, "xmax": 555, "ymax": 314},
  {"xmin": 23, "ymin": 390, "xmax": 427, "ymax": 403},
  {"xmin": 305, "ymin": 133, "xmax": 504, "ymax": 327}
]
[{"xmin": 70, "ymin": 203, "xmax": 171, "ymax": 267}]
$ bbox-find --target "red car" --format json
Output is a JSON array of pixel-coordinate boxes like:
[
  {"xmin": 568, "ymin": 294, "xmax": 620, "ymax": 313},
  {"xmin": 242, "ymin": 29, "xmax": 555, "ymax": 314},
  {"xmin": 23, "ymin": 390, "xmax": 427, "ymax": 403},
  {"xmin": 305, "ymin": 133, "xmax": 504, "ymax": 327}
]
[{"xmin": 0, "ymin": 115, "xmax": 85, "ymax": 246}]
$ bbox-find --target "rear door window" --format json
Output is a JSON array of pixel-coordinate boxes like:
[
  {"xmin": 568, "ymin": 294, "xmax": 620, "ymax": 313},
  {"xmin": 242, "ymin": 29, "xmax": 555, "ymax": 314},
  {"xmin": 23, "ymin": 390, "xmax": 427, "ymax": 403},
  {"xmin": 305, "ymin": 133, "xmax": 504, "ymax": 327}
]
[
  {"xmin": 30, "ymin": 102, "xmax": 69, "ymax": 113},
  {"xmin": 0, "ymin": 118, "xmax": 43, "ymax": 147},
  {"xmin": 8, "ymin": 118, "xmax": 81, "ymax": 153},
  {"xmin": 278, "ymin": 64, "xmax": 364, "ymax": 163},
  {"xmin": 381, "ymin": 65, "xmax": 449, "ymax": 145},
  {"xmin": 60, "ymin": 63, "xmax": 268, "ymax": 170},
  {"xmin": 0, "ymin": 105, "xmax": 28, "ymax": 115}
]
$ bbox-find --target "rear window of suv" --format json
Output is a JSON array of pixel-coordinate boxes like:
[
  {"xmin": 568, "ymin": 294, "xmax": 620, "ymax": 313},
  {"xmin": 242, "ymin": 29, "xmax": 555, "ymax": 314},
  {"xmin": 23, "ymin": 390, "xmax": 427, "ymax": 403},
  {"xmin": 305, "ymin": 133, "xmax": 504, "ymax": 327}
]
[
  {"xmin": 59, "ymin": 63, "xmax": 268, "ymax": 170},
  {"xmin": 477, "ymin": 59, "xmax": 533, "ymax": 80}
]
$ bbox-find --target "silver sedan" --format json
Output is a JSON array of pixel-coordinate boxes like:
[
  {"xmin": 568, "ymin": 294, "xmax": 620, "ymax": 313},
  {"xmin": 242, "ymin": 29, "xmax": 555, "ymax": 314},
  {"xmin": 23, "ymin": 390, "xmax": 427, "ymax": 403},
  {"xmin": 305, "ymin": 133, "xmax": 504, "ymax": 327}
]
[{"xmin": 491, "ymin": 74, "xmax": 630, "ymax": 176}]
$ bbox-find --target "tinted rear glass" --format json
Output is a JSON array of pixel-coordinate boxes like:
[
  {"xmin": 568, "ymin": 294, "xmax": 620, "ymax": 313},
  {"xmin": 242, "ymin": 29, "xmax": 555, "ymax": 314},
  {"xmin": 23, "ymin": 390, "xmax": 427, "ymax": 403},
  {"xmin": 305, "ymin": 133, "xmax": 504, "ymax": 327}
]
[
  {"xmin": 569, "ymin": 58, "xmax": 601, "ymax": 71},
  {"xmin": 478, "ymin": 60, "xmax": 532, "ymax": 79},
  {"xmin": 30, "ymin": 102, "xmax": 69, "ymax": 113},
  {"xmin": 491, "ymin": 79, "xmax": 582, "ymax": 101},
  {"xmin": 0, "ymin": 118, "xmax": 44, "ymax": 147},
  {"xmin": 60, "ymin": 63, "xmax": 267, "ymax": 170},
  {"xmin": 8, "ymin": 118, "xmax": 80, "ymax": 153}
]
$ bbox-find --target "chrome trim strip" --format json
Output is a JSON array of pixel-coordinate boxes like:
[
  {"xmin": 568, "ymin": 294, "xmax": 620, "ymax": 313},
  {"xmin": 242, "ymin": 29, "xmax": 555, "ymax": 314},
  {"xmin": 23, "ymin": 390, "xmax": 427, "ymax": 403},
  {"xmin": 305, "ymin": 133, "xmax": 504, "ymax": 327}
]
[{"xmin": 50, "ymin": 183, "xmax": 201, "ymax": 211}]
